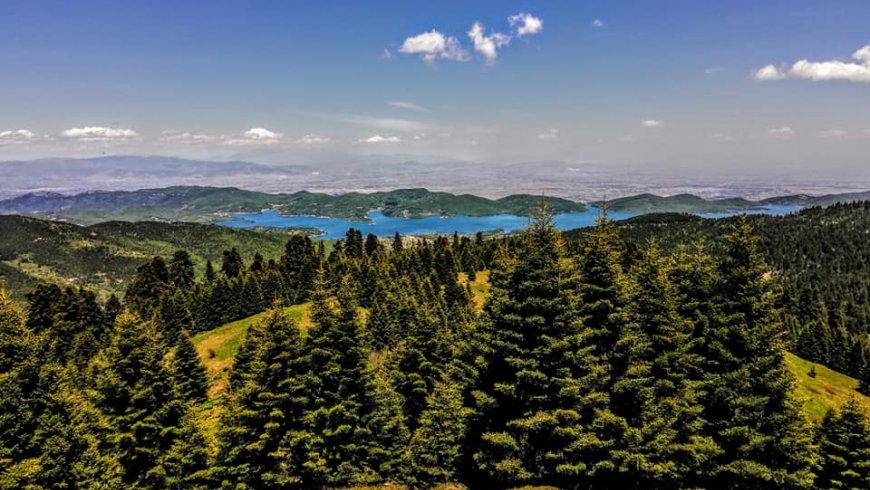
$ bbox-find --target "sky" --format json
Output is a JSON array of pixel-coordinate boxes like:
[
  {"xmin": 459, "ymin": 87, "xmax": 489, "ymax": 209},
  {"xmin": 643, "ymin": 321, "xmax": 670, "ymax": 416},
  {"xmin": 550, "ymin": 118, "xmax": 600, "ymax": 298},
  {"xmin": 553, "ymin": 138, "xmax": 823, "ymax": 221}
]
[{"xmin": 0, "ymin": 0, "xmax": 869, "ymax": 178}]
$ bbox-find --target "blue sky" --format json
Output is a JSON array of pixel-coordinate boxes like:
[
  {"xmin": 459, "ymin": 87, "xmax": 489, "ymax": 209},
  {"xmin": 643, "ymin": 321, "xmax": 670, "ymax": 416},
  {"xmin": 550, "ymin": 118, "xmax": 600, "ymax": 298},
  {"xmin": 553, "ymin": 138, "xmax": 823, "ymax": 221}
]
[{"xmin": 0, "ymin": 0, "xmax": 868, "ymax": 176}]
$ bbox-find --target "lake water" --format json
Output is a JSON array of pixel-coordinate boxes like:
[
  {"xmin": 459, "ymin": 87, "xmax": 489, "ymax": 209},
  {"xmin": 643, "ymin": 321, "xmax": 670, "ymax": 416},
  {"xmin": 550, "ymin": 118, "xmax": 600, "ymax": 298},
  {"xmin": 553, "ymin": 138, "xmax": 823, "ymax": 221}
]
[{"xmin": 218, "ymin": 204, "xmax": 802, "ymax": 240}]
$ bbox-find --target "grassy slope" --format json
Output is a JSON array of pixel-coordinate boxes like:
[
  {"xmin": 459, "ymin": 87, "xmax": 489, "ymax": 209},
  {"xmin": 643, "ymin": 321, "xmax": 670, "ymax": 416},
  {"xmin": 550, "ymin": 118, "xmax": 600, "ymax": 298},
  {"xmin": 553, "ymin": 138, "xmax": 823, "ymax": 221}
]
[{"xmin": 785, "ymin": 351, "xmax": 870, "ymax": 422}]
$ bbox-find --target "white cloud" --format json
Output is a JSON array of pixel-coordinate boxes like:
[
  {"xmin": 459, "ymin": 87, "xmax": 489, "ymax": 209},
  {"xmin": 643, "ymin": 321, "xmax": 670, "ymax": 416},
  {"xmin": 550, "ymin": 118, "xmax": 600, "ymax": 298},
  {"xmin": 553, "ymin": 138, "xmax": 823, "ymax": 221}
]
[
  {"xmin": 399, "ymin": 30, "xmax": 469, "ymax": 63},
  {"xmin": 159, "ymin": 130, "xmax": 216, "ymax": 144},
  {"xmin": 468, "ymin": 22, "xmax": 511, "ymax": 65},
  {"xmin": 244, "ymin": 127, "xmax": 282, "ymax": 140},
  {"xmin": 818, "ymin": 129, "xmax": 847, "ymax": 138},
  {"xmin": 224, "ymin": 127, "xmax": 283, "ymax": 145},
  {"xmin": 753, "ymin": 64, "xmax": 787, "ymax": 81},
  {"xmin": 641, "ymin": 119, "xmax": 662, "ymax": 128},
  {"xmin": 508, "ymin": 13, "xmax": 543, "ymax": 36},
  {"xmin": 537, "ymin": 128, "xmax": 559, "ymax": 140},
  {"xmin": 591, "ymin": 19, "xmax": 605, "ymax": 28},
  {"xmin": 704, "ymin": 66, "xmax": 725, "ymax": 75},
  {"xmin": 388, "ymin": 101, "xmax": 429, "ymax": 112},
  {"xmin": 302, "ymin": 111, "xmax": 437, "ymax": 133},
  {"xmin": 754, "ymin": 44, "xmax": 870, "ymax": 83},
  {"xmin": 381, "ymin": 48, "xmax": 393, "ymax": 60},
  {"xmin": 0, "ymin": 129, "xmax": 39, "ymax": 143},
  {"xmin": 296, "ymin": 133, "xmax": 330, "ymax": 145},
  {"xmin": 767, "ymin": 127, "xmax": 795, "ymax": 137},
  {"xmin": 62, "ymin": 126, "xmax": 138, "ymax": 141},
  {"xmin": 358, "ymin": 135, "xmax": 401, "ymax": 144}
]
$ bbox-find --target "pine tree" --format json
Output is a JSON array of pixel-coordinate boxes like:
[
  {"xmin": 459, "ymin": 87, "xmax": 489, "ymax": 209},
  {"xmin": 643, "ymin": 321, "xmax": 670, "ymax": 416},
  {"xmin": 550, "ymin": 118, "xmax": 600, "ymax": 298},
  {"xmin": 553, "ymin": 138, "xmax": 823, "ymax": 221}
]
[
  {"xmin": 221, "ymin": 248, "xmax": 244, "ymax": 278},
  {"xmin": 154, "ymin": 288, "xmax": 194, "ymax": 344},
  {"xmin": 163, "ymin": 409, "xmax": 210, "ymax": 489},
  {"xmin": 89, "ymin": 311, "xmax": 187, "ymax": 488},
  {"xmin": 408, "ymin": 376, "xmax": 472, "ymax": 487},
  {"xmin": 125, "ymin": 257, "xmax": 172, "ymax": 318},
  {"xmin": 204, "ymin": 260, "xmax": 217, "ymax": 283},
  {"xmin": 172, "ymin": 330, "xmax": 209, "ymax": 403},
  {"xmin": 280, "ymin": 234, "xmax": 318, "ymax": 301},
  {"xmin": 606, "ymin": 246, "xmax": 717, "ymax": 488},
  {"xmin": 168, "ymin": 250, "xmax": 196, "ymax": 290},
  {"xmin": 293, "ymin": 274, "xmax": 380, "ymax": 487},
  {"xmin": 392, "ymin": 232, "xmax": 404, "ymax": 253},
  {"xmin": 816, "ymin": 398, "xmax": 870, "ymax": 490},
  {"xmin": 365, "ymin": 233, "xmax": 383, "ymax": 257},
  {"xmin": 467, "ymin": 203, "xmax": 612, "ymax": 488},
  {"xmin": 701, "ymin": 216, "xmax": 816, "ymax": 489},
  {"xmin": 214, "ymin": 307, "xmax": 309, "ymax": 488}
]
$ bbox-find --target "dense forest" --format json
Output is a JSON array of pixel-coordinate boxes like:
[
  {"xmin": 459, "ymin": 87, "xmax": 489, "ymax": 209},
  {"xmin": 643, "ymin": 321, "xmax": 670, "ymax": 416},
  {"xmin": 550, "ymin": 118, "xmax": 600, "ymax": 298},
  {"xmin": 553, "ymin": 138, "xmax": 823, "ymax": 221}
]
[
  {"xmin": 2, "ymin": 205, "xmax": 870, "ymax": 489},
  {"xmin": 568, "ymin": 202, "xmax": 870, "ymax": 390}
]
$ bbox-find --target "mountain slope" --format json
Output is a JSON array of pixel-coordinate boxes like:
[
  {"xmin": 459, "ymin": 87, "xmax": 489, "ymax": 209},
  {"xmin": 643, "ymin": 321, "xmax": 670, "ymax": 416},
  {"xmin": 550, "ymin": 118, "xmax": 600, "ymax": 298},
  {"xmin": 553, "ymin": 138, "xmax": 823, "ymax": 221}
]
[{"xmin": 0, "ymin": 215, "xmax": 289, "ymax": 299}]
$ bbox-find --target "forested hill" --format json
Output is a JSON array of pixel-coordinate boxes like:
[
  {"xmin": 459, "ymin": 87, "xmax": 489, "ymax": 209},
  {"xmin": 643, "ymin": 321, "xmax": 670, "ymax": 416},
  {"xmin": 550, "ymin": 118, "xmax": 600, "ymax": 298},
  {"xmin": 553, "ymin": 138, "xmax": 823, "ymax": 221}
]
[
  {"xmin": 566, "ymin": 201, "xmax": 870, "ymax": 386},
  {"xmin": 0, "ymin": 186, "xmax": 587, "ymax": 224},
  {"xmin": 0, "ymin": 215, "xmax": 288, "ymax": 299}
]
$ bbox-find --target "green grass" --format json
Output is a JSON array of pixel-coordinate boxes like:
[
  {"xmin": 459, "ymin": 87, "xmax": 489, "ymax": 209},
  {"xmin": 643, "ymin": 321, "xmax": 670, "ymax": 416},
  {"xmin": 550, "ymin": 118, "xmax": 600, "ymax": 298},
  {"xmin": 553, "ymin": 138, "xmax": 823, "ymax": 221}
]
[{"xmin": 785, "ymin": 351, "xmax": 870, "ymax": 423}]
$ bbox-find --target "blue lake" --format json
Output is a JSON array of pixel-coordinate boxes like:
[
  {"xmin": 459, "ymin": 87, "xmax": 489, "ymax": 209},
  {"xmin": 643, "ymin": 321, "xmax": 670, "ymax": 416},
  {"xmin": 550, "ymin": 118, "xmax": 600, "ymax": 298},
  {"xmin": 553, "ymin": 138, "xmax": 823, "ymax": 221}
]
[{"xmin": 218, "ymin": 204, "xmax": 803, "ymax": 240}]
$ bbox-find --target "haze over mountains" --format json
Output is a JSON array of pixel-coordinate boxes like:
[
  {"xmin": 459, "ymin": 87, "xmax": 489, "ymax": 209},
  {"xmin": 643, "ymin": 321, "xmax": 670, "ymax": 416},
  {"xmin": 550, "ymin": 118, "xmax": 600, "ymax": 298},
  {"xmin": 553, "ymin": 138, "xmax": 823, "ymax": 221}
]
[{"xmin": 3, "ymin": 155, "xmax": 869, "ymax": 203}]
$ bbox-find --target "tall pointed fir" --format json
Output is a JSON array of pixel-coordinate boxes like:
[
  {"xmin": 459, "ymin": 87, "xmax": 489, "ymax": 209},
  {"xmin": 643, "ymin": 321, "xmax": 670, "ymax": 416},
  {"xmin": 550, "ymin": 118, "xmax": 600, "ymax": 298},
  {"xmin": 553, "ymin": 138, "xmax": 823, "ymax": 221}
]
[
  {"xmin": 214, "ymin": 306, "xmax": 309, "ymax": 488},
  {"xmin": 606, "ymin": 246, "xmax": 718, "ymax": 488},
  {"xmin": 290, "ymin": 273, "xmax": 382, "ymax": 487},
  {"xmin": 816, "ymin": 398, "xmax": 870, "ymax": 490},
  {"xmin": 88, "ymin": 311, "xmax": 194, "ymax": 489},
  {"xmin": 702, "ymin": 215, "xmax": 816, "ymax": 489},
  {"xmin": 172, "ymin": 330, "xmax": 209, "ymax": 403},
  {"xmin": 466, "ymin": 203, "xmax": 612, "ymax": 488}
]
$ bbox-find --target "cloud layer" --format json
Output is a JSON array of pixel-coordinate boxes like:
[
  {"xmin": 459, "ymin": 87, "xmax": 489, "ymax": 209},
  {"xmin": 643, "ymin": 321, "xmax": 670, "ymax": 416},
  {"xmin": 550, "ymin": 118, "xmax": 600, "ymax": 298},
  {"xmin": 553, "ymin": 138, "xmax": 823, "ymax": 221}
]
[
  {"xmin": 755, "ymin": 44, "xmax": 870, "ymax": 83},
  {"xmin": 0, "ymin": 129, "xmax": 38, "ymax": 143},
  {"xmin": 62, "ymin": 126, "xmax": 138, "ymax": 141},
  {"xmin": 358, "ymin": 135, "xmax": 401, "ymax": 144}
]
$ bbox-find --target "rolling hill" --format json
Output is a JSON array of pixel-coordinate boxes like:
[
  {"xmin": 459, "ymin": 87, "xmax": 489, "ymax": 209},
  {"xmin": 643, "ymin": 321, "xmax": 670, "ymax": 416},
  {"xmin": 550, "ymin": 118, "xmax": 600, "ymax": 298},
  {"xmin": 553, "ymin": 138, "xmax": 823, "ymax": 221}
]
[
  {"xmin": 0, "ymin": 215, "xmax": 290, "ymax": 300},
  {"xmin": 0, "ymin": 186, "xmax": 588, "ymax": 224}
]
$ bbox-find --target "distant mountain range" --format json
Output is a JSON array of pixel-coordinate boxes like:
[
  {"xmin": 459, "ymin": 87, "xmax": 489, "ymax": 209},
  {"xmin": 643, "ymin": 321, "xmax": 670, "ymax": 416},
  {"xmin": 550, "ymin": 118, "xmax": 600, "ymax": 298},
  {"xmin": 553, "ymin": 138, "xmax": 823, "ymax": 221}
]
[
  {"xmin": 1, "ymin": 185, "xmax": 869, "ymax": 226},
  {"xmin": 0, "ymin": 186, "xmax": 587, "ymax": 225}
]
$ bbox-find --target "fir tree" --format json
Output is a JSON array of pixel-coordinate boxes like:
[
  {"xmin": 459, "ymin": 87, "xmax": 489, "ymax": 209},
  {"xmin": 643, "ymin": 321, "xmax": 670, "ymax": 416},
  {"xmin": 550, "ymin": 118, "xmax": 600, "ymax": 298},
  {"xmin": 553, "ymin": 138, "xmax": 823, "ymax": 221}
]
[
  {"xmin": 214, "ymin": 307, "xmax": 309, "ymax": 488},
  {"xmin": 606, "ymin": 246, "xmax": 717, "ymax": 488},
  {"xmin": 89, "ymin": 311, "xmax": 187, "ymax": 488},
  {"xmin": 293, "ymin": 274, "xmax": 380, "ymax": 487},
  {"xmin": 154, "ymin": 288, "xmax": 194, "ymax": 344},
  {"xmin": 467, "ymin": 203, "xmax": 612, "ymax": 488},
  {"xmin": 204, "ymin": 260, "xmax": 217, "ymax": 283},
  {"xmin": 408, "ymin": 376, "xmax": 472, "ymax": 487},
  {"xmin": 168, "ymin": 250, "xmax": 196, "ymax": 290},
  {"xmin": 221, "ymin": 248, "xmax": 244, "ymax": 278},
  {"xmin": 392, "ymin": 232, "xmax": 404, "ymax": 253},
  {"xmin": 816, "ymin": 398, "xmax": 870, "ymax": 490},
  {"xmin": 701, "ymin": 216, "xmax": 816, "ymax": 489},
  {"xmin": 172, "ymin": 330, "xmax": 209, "ymax": 404}
]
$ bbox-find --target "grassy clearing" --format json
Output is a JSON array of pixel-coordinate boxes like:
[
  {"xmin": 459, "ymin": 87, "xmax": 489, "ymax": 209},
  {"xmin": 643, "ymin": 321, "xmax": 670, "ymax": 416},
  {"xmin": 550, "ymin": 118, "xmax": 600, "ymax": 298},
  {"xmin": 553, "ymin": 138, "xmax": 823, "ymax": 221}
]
[
  {"xmin": 192, "ymin": 302, "xmax": 312, "ymax": 382},
  {"xmin": 459, "ymin": 270, "xmax": 490, "ymax": 312},
  {"xmin": 785, "ymin": 351, "xmax": 870, "ymax": 423}
]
